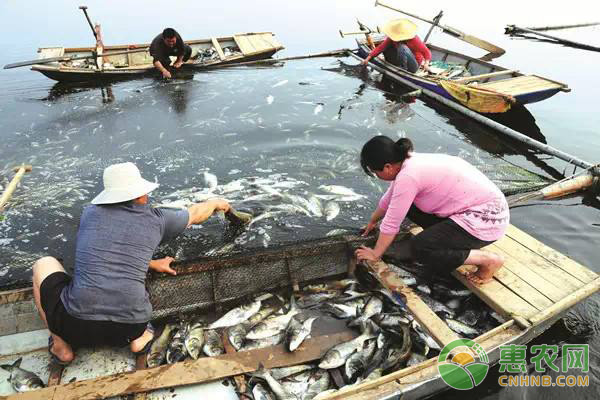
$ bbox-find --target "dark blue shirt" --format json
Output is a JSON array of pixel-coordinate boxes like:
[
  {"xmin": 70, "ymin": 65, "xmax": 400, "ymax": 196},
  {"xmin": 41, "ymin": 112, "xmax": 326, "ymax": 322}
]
[{"xmin": 61, "ymin": 203, "xmax": 189, "ymax": 323}]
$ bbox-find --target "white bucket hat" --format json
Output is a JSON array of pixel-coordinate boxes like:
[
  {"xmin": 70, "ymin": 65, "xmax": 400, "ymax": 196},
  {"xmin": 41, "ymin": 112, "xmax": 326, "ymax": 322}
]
[{"xmin": 91, "ymin": 162, "xmax": 159, "ymax": 205}]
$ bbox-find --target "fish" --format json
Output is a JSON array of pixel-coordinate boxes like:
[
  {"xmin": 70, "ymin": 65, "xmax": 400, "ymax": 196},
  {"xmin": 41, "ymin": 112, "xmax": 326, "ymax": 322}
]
[
  {"xmin": 248, "ymin": 211, "xmax": 287, "ymax": 227},
  {"xmin": 209, "ymin": 298, "xmax": 262, "ymax": 329},
  {"xmin": 147, "ymin": 323, "xmax": 177, "ymax": 368},
  {"xmin": 457, "ymin": 309, "xmax": 480, "ymax": 327},
  {"xmin": 446, "ymin": 318, "xmax": 479, "ymax": 336},
  {"xmin": 345, "ymin": 339, "xmax": 377, "ymax": 382},
  {"xmin": 407, "ymin": 353, "xmax": 427, "ymax": 367},
  {"xmin": 416, "ymin": 284, "xmax": 431, "ymax": 295},
  {"xmin": 381, "ymin": 325, "xmax": 412, "ymax": 371},
  {"xmin": 203, "ymin": 329, "xmax": 225, "ymax": 356},
  {"xmin": 253, "ymin": 383, "xmax": 276, "ymax": 400},
  {"xmin": 246, "ymin": 297, "xmax": 300, "ymax": 340},
  {"xmin": 166, "ymin": 324, "xmax": 189, "ymax": 364},
  {"xmin": 314, "ymin": 104, "xmax": 323, "ymax": 115},
  {"xmin": 228, "ymin": 304, "xmax": 280, "ymax": 350},
  {"xmin": 286, "ymin": 316, "xmax": 318, "ymax": 352},
  {"xmin": 349, "ymin": 296, "xmax": 383, "ymax": 327},
  {"xmin": 272, "ymin": 80, "xmax": 289, "ymax": 88},
  {"xmin": 364, "ymin": 368, "xmax": 383, "ymax": 381},
  {"xmin": 266, "ymin": 95, "xmax": 275, "ymax": 104},
  {"xmin": 0, "ymin": 358, "xmax": 45, "ymax": 392},
  {"xmin": 319, "ymin": 323, "xmax": 376, "ymax": 369},
  {"xmin": 254, "ymin": 364, "xmax": 297, "ymax": 400},
  {"xmin": 307, "ymin": 195, "xmax": 323, "ymax": 217},
  {"xmin": 323, "ymin": 202, "xmax": 340, "ymax": 221},
  {"xmin": 325, "ymin": 229, "xmax": 349, "ymax": 237},
  {"xmin": 324, "ymin": 302, "xmax": 358, "ymax": 319},
  {"xmin": 268, "ymin": 204, "xmax": 311, "ymax": 216},
  {"xmin": 184, "ymin": 320, "xmax": 205, "ymax": 360},
  {"xmin": 374, "ymin": 313, "xmax": 411, "ymax": 328},
  {"xmin": 269, "ymin": 364, "xmax": 314, "ymax": 380},
  {"xmin": 303, "ymin": 369, "xmax": 331, "ymax": 400},
  {"xmin": 297, "ymin": 292, "xmax": 339, "ymax": 308},
  {"xmin": 420, "ymin": 294, "xmax": 455, "ymax": 317},
  {"xmin": 203, "ymin": 171, "xmax": 218, "ymax": 191},
  {"xmin": 446, "ymin": 298, "xmax": 462, "ymax": 310},
  {"xmin": 411, "ymin": 321, "xmax": 441, "ymax": 352},
  {"xmin": 241, "ymin": 332, "xmax": 285, "ymax": 351},
  {"xmin": 318, "ymin": 185, "xmax": 365, "ymax": 198}
]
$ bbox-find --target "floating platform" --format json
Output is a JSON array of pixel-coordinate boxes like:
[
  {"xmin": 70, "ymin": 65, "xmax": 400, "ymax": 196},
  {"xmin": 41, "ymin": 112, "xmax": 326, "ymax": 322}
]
[{"xmin": 0, "ymin": 224, "xmax": 597, "ymax": 399}]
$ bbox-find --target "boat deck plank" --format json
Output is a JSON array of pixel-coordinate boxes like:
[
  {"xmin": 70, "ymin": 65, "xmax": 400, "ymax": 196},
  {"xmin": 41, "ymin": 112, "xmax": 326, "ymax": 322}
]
[
  {"xmin": 479, "ymin": 75, "xmax": 563, "ymax": 95},
  {"xmin": 451, "ymin": 224, "xmax": 598, "ymax": 323}
]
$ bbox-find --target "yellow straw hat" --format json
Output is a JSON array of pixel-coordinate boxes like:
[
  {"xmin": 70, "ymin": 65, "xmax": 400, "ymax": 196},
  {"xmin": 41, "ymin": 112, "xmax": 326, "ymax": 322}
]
[{"xmin": 381, "ymin": 19, "xmax": 418, "ymax": 41}]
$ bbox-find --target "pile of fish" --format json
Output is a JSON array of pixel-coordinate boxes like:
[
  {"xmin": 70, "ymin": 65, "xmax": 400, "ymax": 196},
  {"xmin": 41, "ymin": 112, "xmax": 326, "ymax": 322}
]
[{"xmin": 145, "ymin": 263, "xmax": 503, "ymax": 399}]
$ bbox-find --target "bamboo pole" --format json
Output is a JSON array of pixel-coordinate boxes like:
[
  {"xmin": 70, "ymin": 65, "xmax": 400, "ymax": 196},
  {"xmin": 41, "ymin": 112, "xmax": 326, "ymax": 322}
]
[
  {"xmin": 505, "ymin": 25, "xmax": 600, "ymax": 52},
  {"xmin": 203, "ymin": 49, "xmax": 350, "ymax": 69},
  {"xmin": 526, "ymin": 22, "xmax": 600, "ymax": 32},
  {"xmin": 0, "ymin": 165, "xmax": 32, "ymax": 211},
  {"xmin": 348, "ymin": 51, "xmax": 594, "ymax": 169}
]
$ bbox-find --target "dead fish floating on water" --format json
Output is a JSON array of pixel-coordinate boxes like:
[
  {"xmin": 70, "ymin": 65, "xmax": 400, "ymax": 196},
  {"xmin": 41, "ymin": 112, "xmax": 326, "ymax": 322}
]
[{"xmin": 0, "ymin": 358, "xmax": 45, "ymax": 392}]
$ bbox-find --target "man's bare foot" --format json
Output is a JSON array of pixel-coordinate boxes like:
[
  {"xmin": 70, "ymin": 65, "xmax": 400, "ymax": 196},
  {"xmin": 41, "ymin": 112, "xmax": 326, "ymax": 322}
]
[
  {"xmin": 50, "ymin": 335, "xmax": 74, "ymax": 364},
  {"xmin": 130, "ymin": 329, "xmax": 154, "ymax": 354}
]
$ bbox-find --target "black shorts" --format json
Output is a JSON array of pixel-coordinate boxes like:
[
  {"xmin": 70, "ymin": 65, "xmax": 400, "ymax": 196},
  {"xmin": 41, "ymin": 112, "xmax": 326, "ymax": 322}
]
[
  {"xmin": 407, "ymin": 205, "xmax": 495, "ymax": 273},
  {"xmin": 40, "ymin": 272, "xmax": 147, "ymax": 348}
]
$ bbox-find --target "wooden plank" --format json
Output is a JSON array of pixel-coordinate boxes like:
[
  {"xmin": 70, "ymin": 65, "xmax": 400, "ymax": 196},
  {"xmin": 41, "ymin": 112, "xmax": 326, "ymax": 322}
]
[
  {"xmin": 452, "ymin": 265, "xmax": 539, "ymax": 319},
  {"xmin": 211, "ymin": 38, "xmax": 226, "ymax": 61},
  {"xmin": 492, "ymin": 266, "xmax": 553, "ymax": 310},
  {"xmin": 493, "ymin": 235, "xmax": 584, "ymax": 291},
  {"xmin": 46, "ymin": 364, "xmax": 64, "ymax": 387},
  {"xmin": 453, "ymin": 69, "xmax": 518, "ymax": 83},
  {"xmin": 365, "ymin": 261, "xmax": 464, "ymax": 350},
  {"xmin": 6, "ymin": 332, "xmax": 355, "ymax": 400},
  {"xmin": 505, "ymin": 225, "xmax": 598, "ymax": 283},
  {"xmin": 234, "ymin": 35, "xmax": 258, "ymax": 56},
  {"xmin": 487, "ymin": 243, "xmax": 569, "ymax": 302},
  {"xmin": 0, "ymin": 287, "xmax": 33, "ymax": 305},
  {"xmin": 479, "ymin": 75, "xmax": 562, "ymax": 95},
  {"xmin": 529, "ymin": 277, "xmax": 600, "ymax": 325},
  {"xmin": 132, "ymin": 354, "xmax": 148, "ymax": 400}
]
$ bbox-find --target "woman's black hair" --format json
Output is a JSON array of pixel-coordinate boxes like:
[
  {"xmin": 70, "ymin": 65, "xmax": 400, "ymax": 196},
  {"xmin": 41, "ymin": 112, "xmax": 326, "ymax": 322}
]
[{"xmin": 360, "ymin": 136, "xmax": 413, "ymax": 176}]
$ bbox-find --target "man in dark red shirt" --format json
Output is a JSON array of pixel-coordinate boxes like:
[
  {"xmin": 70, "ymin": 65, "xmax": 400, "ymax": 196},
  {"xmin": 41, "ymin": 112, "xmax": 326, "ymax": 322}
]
[
  {"xmin": 149, "ymin": 28, "xmax": 192, "ymax": 79},
  {"xmin": 362, "ymin": 19, "xmax": 431, "ymax": 73}
]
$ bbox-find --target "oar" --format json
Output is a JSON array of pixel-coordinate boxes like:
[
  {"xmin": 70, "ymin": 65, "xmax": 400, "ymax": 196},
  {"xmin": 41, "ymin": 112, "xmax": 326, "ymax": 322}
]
[
  {"xmin": 3, "ymin": 48, "xmax": 150, "ymax": 69},
  {"xmin": 78, "ymin": 6, "xmax": 98, "ymax": 40},
  {"xmin": 374, "ymin": 0, "xmax": 505, "ymax": 56},
  {"xmin": 0, "ymin": 165, "xmax": 32, "ymax": 211}
]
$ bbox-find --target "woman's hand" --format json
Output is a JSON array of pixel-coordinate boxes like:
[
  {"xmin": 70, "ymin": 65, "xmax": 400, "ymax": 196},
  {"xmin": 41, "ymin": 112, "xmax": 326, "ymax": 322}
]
[
  {"xmin": 361, "ymin": 57, "xmax": 370, "ymax": 65},
  {"xmin": 362, "ymin": 220, "xmax": 378, "ymax": 237},
  {"xmin": 355, "ymin": 246, "xmax": 381, "ymax": 262},
  {"xmin": 149, "ymin": 257, "xmax": 176, "ymax": 276}
]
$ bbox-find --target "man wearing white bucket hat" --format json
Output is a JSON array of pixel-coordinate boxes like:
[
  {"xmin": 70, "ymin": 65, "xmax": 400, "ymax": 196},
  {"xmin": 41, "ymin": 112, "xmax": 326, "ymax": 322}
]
[
  {"xmin": 362, "ymin": 18, "xmax": 431, "ymax": 73},
  {"xmin": 31, "ymin": 162, "xmax": 230, "ymax": 364}
]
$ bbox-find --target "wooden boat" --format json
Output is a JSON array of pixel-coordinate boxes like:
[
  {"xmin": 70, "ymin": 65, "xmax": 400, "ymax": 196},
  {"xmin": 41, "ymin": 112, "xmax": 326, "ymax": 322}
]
[
  {"xmin": 30, "ymin": 32, "xmax": 284, "ymax": 83},
  {"xmin": 356, "ymin": 37, "xmax": 571, "ymax": 113},
  {"xmin": 0, "ymin": 224, "xmax": 598, "ymax": 399}
]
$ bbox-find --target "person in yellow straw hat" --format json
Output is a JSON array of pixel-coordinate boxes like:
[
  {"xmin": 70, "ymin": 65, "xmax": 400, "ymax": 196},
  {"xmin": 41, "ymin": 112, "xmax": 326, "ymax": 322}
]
[{"xmin": 362, "ymin": 18, "xmax": 431, "ymax": 73}]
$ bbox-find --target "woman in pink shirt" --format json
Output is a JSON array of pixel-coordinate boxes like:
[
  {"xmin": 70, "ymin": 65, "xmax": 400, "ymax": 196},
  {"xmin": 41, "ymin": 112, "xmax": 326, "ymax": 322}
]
[
  {"xmin": 362, "ymin": 19, "xmax": 431, "ymax": 73},
  {"xmin": 355, "ymin": 136, "xmax": 509, "ymax": 285}
]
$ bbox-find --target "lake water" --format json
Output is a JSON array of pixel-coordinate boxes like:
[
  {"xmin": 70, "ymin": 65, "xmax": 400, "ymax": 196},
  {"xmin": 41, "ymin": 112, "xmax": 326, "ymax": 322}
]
[{"xmin": 0, "ymin": 1, "xmax": 599, "ymax": 398}]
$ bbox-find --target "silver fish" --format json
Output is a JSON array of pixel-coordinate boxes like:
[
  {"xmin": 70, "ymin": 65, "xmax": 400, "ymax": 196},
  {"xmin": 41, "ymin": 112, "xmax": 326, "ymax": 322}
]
[
  {"xmin": 407, "ymin": 353, "xmax": 427, "ymax": 367},
  {"xmin": 325, "ymin": 228, "xmax": 348, "ymax": 237},
  {"xmin": 247, "ymin": 298, "xmax": 299, "ymax": 340},
  {"xmin": 267, "ymin": 95, "xmax": 275, "ymax": 104},
  {"xmin": 319, "ymin": 324, "xmax": 376, "ymax": 369},
  {"xmin": 248, "ymin": 211, "xmax": 287, "ymax": 227},
  {"xmin": 203, "ymin": 329, "xmax": 225, "ymax": 356},
  {"xmin": 203, "ymin": 171, "xmax": 218, "ymax": 191},
  {"xmin": 269, "ymin": 364, "xmax": 314, "ymax": 380},
  {"xmin": 0, "ymin": 358, "xmax": 44, "ymax": 392},
  {"xmin": 324, "ymin": 302, "xmax": 357, "ymax": 319},
  {"xmin": 375, "ymin": 313, "xmax": 411, "ymax": 328},
  {"xmin": 166, "ymin": 324, "xmax": 189, "ymax": 364},
  {"xmin": 147, "ymin": 323, "xmax": 177, "ymax": 368},
  {"xmin": 314, "ymin": 104, "xmax": 323, "ymax": 115},
  {"xmin": 446, "ymin": 298, "xmax": 462, "ymax": 310},
  {"xmin": 345, "ymin": 339, "xmax": 377, "ymax": 382},
  {"xmin": 253, "ymin": 382, "xmax": 276, "ymax": 400},
  {"xmin": 184, "ymin": 321, "xmax": 205, "ymax": 360},
  {"xmin": 349, "ymin": 296, "xmax": 383, "ymax": 327},
  {"xmin": 272, "ymin": 80, "xmax": 289, "ymax": 88},
  {"xmin": 303, "ymin": 369, "xmax": 331, "ymax": 400},
  {"xmin": 446, "ymin": 318, "xmax": 479, "ymax": 336},
  {"xmin": 254, "ymin": 366, "xmax": 297, "ymax": 400},
  {"xmin": 228, "ymin": 304, "xmax": 280, "ymax": 350},
  {"xmin": 241, "ymin": 332, "xmax": 285, "ymax": 351},
  {"xmin": 286, "ymin": 316, "xmax": 318, "ymax": 352},
  {"xmin": 209, "ymin": 298, "xmax": 262, "ymax": 329},
  {"xmin": 323, "ymin": 201, "xmax": 340, "ymax": 221},
  {"xmin": 307, "ymin": 195, "xmax": 323, "ymax": 217},
  {"xmin": 318, "ymin": 185, "xmax": 364, "ymax": 198}
]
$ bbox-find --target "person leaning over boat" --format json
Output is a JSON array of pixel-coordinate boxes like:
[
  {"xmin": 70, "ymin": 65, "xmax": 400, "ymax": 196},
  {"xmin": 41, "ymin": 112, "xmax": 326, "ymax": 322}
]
[
  {"xmin": 355, "ymin": 136, "xmax": 509, "ymax": 285},
  {"xmin": 149, "ymin": 27, "xmax": 193, "ymax": 79},
  {"xmin": 31, "ymin": 162, "xmax": 230, "ymax": 364},
  {"xmin": 361, "ymin": 19, "xmax": 431, "ymax": 73}
]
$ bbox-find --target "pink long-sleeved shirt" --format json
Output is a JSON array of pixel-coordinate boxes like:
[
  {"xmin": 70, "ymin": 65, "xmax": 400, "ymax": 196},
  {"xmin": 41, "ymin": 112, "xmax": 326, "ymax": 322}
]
[
  {"xmin": 378, "ymin": 153, "xmax": 509, "ymax": 241},
  {"xmin": 369, "ymin": 36, "xmax": 432, "ymax": 66}
]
